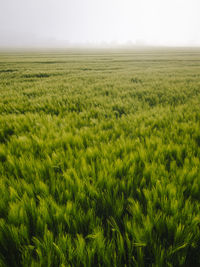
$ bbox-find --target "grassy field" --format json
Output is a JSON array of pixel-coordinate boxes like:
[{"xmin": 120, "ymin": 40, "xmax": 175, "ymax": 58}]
[{"xmin": 0, "ymin": 48, "xmax": 200, "ymax": 266}]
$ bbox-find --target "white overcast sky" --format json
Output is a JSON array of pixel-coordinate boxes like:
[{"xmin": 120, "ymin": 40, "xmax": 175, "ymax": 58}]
[{"xmin": 0, "ymin": 0, "xmax": 200, "ymax": 47}]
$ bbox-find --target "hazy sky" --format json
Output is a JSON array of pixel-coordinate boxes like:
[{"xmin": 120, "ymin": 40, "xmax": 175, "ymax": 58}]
[{"xmin": 0, "ymin": 0, "xmax": 200, "ymax": 47}]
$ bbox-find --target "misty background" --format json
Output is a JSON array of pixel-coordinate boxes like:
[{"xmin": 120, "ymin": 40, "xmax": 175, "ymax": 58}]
[{"xmin": 0, "ymin": 0, "xmax": 200, "ymax": 48}]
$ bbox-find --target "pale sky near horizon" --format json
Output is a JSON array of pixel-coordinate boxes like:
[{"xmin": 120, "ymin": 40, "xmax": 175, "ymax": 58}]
[{"xmin": 0, "ymin": 0, "xmax": 200, "ymax": 47}]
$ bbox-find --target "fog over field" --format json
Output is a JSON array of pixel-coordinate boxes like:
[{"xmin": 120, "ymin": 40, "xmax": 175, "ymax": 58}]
[
  {"xmin": 0, "ymin": 0, "xmax": 200, "ymax": 48},
  {"xmin": 1, "ymin": 1, "xmax": 200, "ymax": 266}
]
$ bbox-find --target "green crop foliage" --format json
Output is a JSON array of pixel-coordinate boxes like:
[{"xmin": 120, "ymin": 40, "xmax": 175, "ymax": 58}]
[{"xmin": 0, "ymin": 48, "xmax": 200, "ymax": 266}]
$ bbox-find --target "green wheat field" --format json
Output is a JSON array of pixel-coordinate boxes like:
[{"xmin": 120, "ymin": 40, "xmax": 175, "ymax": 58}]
[{"xmin": 0, "ymin": 48, "xmax": 200, "ymax": 266}]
